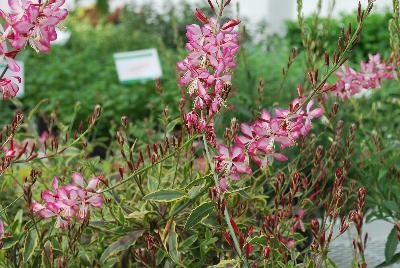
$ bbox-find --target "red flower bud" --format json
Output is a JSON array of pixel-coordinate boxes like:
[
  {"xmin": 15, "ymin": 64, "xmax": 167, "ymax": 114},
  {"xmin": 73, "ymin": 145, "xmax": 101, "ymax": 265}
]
[
  {"xmin": 245, "ymin": 243, "xmax": 253, "ymax": 259},
  {"xmin": 223, "ymin": 231, "xmax": 233, "ymax": 246},
  {"xmin": 195, "ymin": 8, "xmax": 208, "ymax": 24},
  {"xmin": 221, "ymin": 19, "xmax": 241, "ymax": 31}
]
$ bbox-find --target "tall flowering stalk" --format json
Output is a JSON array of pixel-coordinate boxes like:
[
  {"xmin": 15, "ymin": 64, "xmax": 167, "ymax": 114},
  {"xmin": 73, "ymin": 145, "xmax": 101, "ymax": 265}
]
[
  {"xmin": 177, "ymin": 2, "xmax": 240, "ymax": 146},
  {"xmin": 177, "ymin": 0, "xmax": 249, "ymax": 263}
]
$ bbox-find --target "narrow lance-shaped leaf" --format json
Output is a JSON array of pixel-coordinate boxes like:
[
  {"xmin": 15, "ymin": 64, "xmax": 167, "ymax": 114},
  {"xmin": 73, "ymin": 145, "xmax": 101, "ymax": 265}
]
[
  {"xmin": 385, "ymin": 226, "xmax": 399, "ymax": 263},
  {"xmin": 168, "ymin": 221, "xmax": 180, "ymax": 263},
  {"xmin": 144, "ymin": 189, "xmax": 186, "ymax": 202},
  {"xmin": 23, "ymin": 230, "xmax": 39, "ymax": 263},
  {"xmin": 184, "ymin": 202, "xmax": 214, "ymax": 230},
  {"xmin": 100, "ymin": 230, "xmax": 144, "ymax": 263}
]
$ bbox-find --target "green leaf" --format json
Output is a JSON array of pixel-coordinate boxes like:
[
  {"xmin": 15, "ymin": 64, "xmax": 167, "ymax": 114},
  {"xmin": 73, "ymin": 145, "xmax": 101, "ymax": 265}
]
[
  {"xmin": 326, "ymin": 257, "xmax": 339, "ymax": 268},
  {"xmin": 168, "ymin": 221, "xmax": 180, "ymax": 264},
  {"xmin": 143, "ymin": 189, "xmax": 186, "ymax": 202},
  {"xmin": 209, "ymin": 259, "xmax": 239, "ymax": 268},
  {"xmin": 180, "ymin": 234, "xmax": 197, "ymax": 250},
  {"xmin": 23, "ymin": 230, "xmax": 39, "ymax": 263},
  {"xmin": 100, "ymin": 230, "xmax": 144, "ymax": 263},
  {"xmin": 79, "ymin": 252, "xmax": 92, "ymax": 267},
  {"xmin": 156, "ymin": 249, "xmax": 167, "ymax": 266},
  {"xmin": 385, "ymin": 227, "xmax": 399, "ymax": 263},
  {"xmin": 102, "ymin": 257, "xmax": 119, "ymax": 268},
  {"xmin": 42, "ymin": 241, "xmax": 54, "ymax": 268},
  {"xmin": 249, "ymin": 235, "xmax": 268, "ymax": 246},
  {"xmin": 2, "ymin": 236, "xmax": 19, "ymax": 250},
  {"xmin": 376, "ymin": 252, "xmax": 400, "ymax": 267},
  {"xmin": 184, "ymin": 202, "xmax": 214, "ymax": 230},
  {"xmin": 383, "ymin": 201, "xmax": 399, "ymax": 213},
  {"xmin": 125, "ymin": 210, "xmax": 155, "ymax": 219},
  {"xmin": 12, "ymin": 210, "xmax": 23, "ymax": 235}
]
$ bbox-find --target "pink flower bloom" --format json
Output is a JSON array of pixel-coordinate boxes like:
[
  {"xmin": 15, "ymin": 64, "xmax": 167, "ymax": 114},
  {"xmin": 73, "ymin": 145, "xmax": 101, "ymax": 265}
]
[
  {"xmin": 32, "ymin": 174, "xmax": 105, "ymax": 229},
  {"xmin": 194, "ymin": 156, "xmax": 207, "ymax": 173},
  {"xmin": 0, "ymin": 41, "xmax": 20, "ymax": 72},
  {"xmin": 299, "ymin": 99, "xmax": 323, "ymax": 136},
  {"xmin": 38, "ymin": 131, "xmax": 49, "ymax": 144},
  {"xmin": 286, "ymin": 240, "xmax": 296, "ymax": 248},
  {"xmin": 0, "ymin": 76, "xmax": 20, "ymax": 100},
  {"xmin": 216, "ymin": 95, "xmax": 323, "ymax": 177},
  {"xmin": 215, "ymin": 144, "xmax": 251, "ymax": 181},
  {"xmin": 177, "ymin": 10, "xmax": 240, "ymax": 143},
  {"xmin": 328, "ymin": 54, "xmax": 396, "ymax": 100},
  {"xmin": 3, "ymin": 0, "xmax": 68, "ymax": 52}
]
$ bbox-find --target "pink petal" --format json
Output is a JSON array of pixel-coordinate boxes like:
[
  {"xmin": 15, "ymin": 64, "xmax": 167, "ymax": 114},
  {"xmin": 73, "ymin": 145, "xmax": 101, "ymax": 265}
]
[
  {"xmin": 87, "ymin": 177, "xmax": 101, "ymax": 190},
  {"xmin": 240, "ymin": 123, "xmax": 252, "ymax": 137},
  {"xmin": 31, "ymin": 200, "xmax": 45, "ymax": 213},
  {"xmin": 41, "ymin": 190, "xmax": 55, "ymax": 203},
  {"xmin": 306, "ymin": 99, "xmax": 315, "ymax": 113},
  {"xmin": 87, "ymin": 194, "xmax": 103, "ymax": 207},
  {"xmin": 39, "ymin": 208, "xmax": 56, "ymax": 218},
  {"xmin": 217, "ymin": 144, "xmax": 229, "ymax": 157},
  {"xmin": 273, "ymin": 153, "xmax": 288, "ymax": 161},
  {"xmin": 51, "ymin": 177, "xmax": 58, "ymax": 190},
  {"xmin": 6, "ymin": 58, "xmax": 20, "ymax": 72},
  {"xmin": 231, "ymin": 146, "xmax": 243, "ymax": 159},
  {"xmin": 309, "ymin": 108, "xmax": 323, "ymax": 118},
  {"xmin": 219, "ymin": 178, "xmax": 228, "ymax": 192},
  {"xmin": 72, "ymin": 172, "xmax": 84, "ymax": 187}
]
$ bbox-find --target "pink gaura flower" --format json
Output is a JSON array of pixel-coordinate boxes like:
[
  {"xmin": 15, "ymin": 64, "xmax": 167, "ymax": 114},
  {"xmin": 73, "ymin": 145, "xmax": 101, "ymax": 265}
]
[
  {"xmin": 0, "ymin": 41, "xmax": 20, "ymax": 72},
  {"xmin": 215, "ymin": 95, "xmax": 323, "ymax": 179},
  {"xmin": 177, "ymin": 9, "xmax": 240, "ymax": 145},
  {"xmin": 299, "ymin": 99, "xmax": 324, "ymax": 136},
  {"xmin": 215, "ymin": 144, "xmax": 251, "ymax": 182},
  {"xmin": 38, "ymin": 131, "xmax": 49, "ymax": 144},
  {"xmin": 32, "ymin": 174, "xmax": 105, "ymax": 229},
  {"xmin": 0, "ymin": 76, "xmax": 20, "ymax": 100},
  {"xmin": 4, "ymin": 0, "xmax": 68, "ymax": 52},
  {"xmin": 327, "ymin": 54, "xmax": 396, "ymax": 100}
]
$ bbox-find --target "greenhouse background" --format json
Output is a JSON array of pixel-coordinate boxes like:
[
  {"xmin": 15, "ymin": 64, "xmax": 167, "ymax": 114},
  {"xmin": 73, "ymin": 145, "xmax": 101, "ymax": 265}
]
[{"xmin": 0, "ymin": 0, "xmax": 399, "ymax": 267}]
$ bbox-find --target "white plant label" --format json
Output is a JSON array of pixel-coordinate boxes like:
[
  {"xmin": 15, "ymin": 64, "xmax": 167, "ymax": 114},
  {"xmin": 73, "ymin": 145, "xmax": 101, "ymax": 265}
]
[{"xmin": 114, "ymin": 48, "xmax": 162, "ymax": 84}]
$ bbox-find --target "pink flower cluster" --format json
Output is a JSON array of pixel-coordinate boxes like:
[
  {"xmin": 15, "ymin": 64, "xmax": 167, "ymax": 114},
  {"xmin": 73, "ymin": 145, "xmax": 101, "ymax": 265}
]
[
  {"xmin": 177, "ymin": 9, "xmax": 240, "ymax": 146},
  {"xmin": 328, "ymin": 54, "xmax": 396, "ymax": 100},
  {"xmin": 215, "ymin": 97, "xmax": 323, "ymax": 190},
  {"xmin": 31, "ymin": 173, "xmax": 104, "ymax": 229},
  {"xmin": 0, "ymin": 0, "xmax": 68, "ymax": 100}
]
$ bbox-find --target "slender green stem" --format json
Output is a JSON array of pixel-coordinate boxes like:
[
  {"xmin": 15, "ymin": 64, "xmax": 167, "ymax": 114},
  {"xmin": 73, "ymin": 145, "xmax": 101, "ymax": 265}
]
[
  {"xmin": 293, "ymin": 2, "xmax": 374, "ymax": 114},
  {"xmin": 99, "ymin": 134, "xmax": 199, "ymax": 194},
  {"xmin": 0, "ymin": 66, "xmax": 9, "ymax": 80},
  {"xmin": 202, "ymin": 134, "xmax": 248, "ymax": 267},
  {"xmin": 0, "ymin": 194, "xmax": 23, "ymax": 215}
]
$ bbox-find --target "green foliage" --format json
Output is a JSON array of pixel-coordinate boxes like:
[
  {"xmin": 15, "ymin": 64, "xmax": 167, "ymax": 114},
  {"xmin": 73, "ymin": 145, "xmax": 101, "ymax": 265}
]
[
  {"xmin": 143, "ymin": 189, "xmax": 187, "ymax": 202},
  {"xmin": 0, "ymin": 1, "xmax": 399, "ymax": 267},
  {"xmin": 23, "ymin": 230, "xmax": 39, "ymax": 263},
  {"xmin": 184, "ymin": 202, "xmax": 214, "ymax": 230},
  {"xmin": 286, "ymin": 12, "xmax": 393, "ymax": 61},
  {"xmin": 99, "ymin": 230, "xmax": 144, "ymax": 263},
  {"xmin": 385, "ymin": 227, "xmax": 399, "ymax": 263}
]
